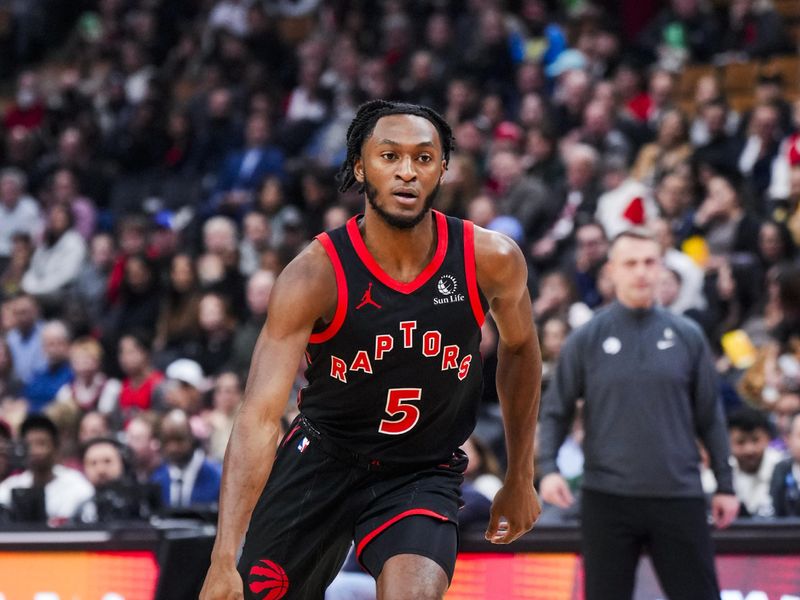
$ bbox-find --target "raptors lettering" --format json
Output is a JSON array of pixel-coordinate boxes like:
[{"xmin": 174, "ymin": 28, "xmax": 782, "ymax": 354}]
[{"xmin": 328, "ymin": 320, "xmax": 472, "ymax": 384}]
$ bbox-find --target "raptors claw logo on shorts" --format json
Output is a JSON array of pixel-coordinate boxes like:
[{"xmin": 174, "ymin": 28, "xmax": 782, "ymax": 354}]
[{"xmin": 248, "ymin": 558, "xmax": 289, "ymax": 600}]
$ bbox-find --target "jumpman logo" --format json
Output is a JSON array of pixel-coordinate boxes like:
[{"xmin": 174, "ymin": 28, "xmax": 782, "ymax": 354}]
[{"xmin": 356, "ymin": 282, "xmax": 381, "ymax": 310}]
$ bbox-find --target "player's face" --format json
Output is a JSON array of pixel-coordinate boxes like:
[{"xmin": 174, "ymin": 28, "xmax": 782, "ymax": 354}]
[
  {"xmin": 608, "ymin": 237, "xmax": 661, "ymax": 309},
  {"xmin": 355, "ymin": 114, "xmax": 446, "ymax": 229}
]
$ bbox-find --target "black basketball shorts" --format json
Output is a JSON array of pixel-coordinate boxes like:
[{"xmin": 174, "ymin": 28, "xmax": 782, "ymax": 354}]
[{"xmin": 237, "ymin": 415, "xmax": 467, "ymax": 600}]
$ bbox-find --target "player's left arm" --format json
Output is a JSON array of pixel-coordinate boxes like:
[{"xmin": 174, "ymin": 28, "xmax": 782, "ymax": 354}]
[{"xmin": 474, "ymin": 225, "xmax": 542, "ymax": 544}]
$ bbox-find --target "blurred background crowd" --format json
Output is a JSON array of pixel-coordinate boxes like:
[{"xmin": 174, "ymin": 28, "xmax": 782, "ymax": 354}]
[{"xmin": 0, "ymin": 0, "xmax": 800, "ymax": 529}]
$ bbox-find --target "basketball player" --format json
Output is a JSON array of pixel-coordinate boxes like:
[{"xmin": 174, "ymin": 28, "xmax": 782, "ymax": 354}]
[{"xmin": 200, "ymin": 101, "xmax": 542, "ymax": 600}]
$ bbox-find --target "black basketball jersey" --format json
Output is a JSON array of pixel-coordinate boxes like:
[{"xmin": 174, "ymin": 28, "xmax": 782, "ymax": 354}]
[{"xmin": 299, "ymin": 210, "xmax": 489, "ymax": 465}]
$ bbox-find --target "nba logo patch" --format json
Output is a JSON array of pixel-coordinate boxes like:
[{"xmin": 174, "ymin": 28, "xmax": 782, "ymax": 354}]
[{"xmin": 297, "ymin": 436, "xmax": 310, "ymax": 453}]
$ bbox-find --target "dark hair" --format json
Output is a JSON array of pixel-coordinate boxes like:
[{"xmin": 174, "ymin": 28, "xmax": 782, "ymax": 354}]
[
  {"xmin": 20, "ymin": 414, "xmax": 59, "ymax": 446},
  {"xmin": 727, "ymin": 407, "xmax": 772, "ymax": 434},
  {"xmin": 336, "ymin": 100, "xmax": 455, "ymax": 193},
  {"xmin": 80, "ymin": 436, "xmax": 124, "ymax": 462}
]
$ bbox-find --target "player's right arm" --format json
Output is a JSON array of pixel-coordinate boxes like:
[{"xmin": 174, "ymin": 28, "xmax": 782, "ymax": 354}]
[{"xmin": 200, "ymin": 241, "xmax": 337, "ymax": 600}]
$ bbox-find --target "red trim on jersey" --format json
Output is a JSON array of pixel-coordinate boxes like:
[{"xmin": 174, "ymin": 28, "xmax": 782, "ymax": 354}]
[
  {"xmin": 346, "ymin": 211, "xmax": 449, "ymax": 294},
  {"xmin": 280, "ymin": 424, "xmax": 300, "ymax": 448},
  {"xmin": 463, "ymin": 220, "xmax": 485, "ymax": 327},
  {"xmin": 356, "ymin": 508, "xmax": 451, "ymax": 559},
  {"xmin": 309, "ymin": 233, "xmax": 348, "ymax": 344}
]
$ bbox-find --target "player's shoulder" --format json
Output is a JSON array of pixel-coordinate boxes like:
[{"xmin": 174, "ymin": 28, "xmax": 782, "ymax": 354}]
[
  {"xmin": 270, "ymin": 238, "xmax": 337, "ymax": 315},
  {"xmin": 472, "ymin": 224, "xmax": 526, "ymax": 297}
]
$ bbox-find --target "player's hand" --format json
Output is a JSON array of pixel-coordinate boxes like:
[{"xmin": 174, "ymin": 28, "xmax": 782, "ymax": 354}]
[
  {"xmin": 710, "ymin": 493, "xmax": 739, "ymax": 529},
  {"xmin": 485, "ymin": 478, "xmax": 541, "ymax": 544},
  {"xmin": 539, "ymin": 473, "xmax": 574, "ymax": 509},
  {"xmin": 199, "ymin": 560, "xmax": 244, "ymax": 600}
]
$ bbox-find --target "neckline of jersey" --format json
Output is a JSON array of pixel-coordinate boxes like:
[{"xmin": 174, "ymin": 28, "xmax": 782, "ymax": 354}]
[{"xmin": 345, "ymin": 210, "xmax": 449, "ymax": 295}]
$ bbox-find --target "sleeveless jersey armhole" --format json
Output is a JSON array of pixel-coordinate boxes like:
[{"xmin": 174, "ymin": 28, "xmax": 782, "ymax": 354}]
[
  {"xmin": 308, "ymin": 232, "xmax": 348, "ymax": 344},
  {"xmin": 463, "ymin": 220, "xmax": 487, "ymax": 327}
]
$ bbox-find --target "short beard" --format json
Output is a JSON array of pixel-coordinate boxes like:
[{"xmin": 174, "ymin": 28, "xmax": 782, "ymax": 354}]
[{"xmin": 365, "ymin": 179, "xmax": 440, "ymax": 230}]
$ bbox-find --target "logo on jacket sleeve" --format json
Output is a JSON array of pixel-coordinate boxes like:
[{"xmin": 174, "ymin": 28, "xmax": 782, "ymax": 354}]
[{"xmin": 434, "ymin": 274, "xmax": 465, "ymax": 305}]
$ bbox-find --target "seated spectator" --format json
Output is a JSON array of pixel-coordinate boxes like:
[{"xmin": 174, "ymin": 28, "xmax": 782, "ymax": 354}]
[
  {"xmin": 690, "ymin": 170, "xmax": 761, "ymax": 265},
  {"xmin": 209, "ymin": 112, "xmax": 285, "ymax": 219},
  {"xmin": 102, "ymin": 254, "xmax": 162, "ymax": 343},
  {"xmin": 46, "ymin": 167, "xmax": 97, "ymax": 241},
  {"xmin": 719, "ymin": 0, "xmax": 793, "ymax": 60},
  {"xmin": 70, "ymin": 232, "xmax": 116, "ymax": 326},
  {"xmin": 532, "ymin": 271, "xmax": 592, "ymax": 330},
  {"xmin": 185, "ymin": 292, "xmax": 237, "ymax": 377},
  {"xmin": 74, "ymin": 437, "xmax": 159, "ymax": 523},
  {"xmin": 54, "ymin": 337, "xmax": 120, "ymax": 415},
  {"xmin": 125, "ymin": 412, "xmax": 162, "ymax": 484},
  {"xmin": 539, "ymin": 316, "xmax": 570, "ymax": 391},
  {"xmin": 0, "ymin": 420, "xmax": 13, "ymax": 482},
  {"xmin": 153, "ymin": 253, "xmax": 201, "ymax": 367},
  {"xmin": 163, "ymin": 358, "xmax": 208, "ymax": 418},
  {"xmin": 630, "ymin": 109, "xmax": 692, "ymax": 187},
  {"xmin": 736, "ymin": 102, "xmax": 783, "ymax": 199},
  {"xmin": 23, "ymin": 320, "xmax": 73, "ymax": 413},
  {"xmin": 0, "ymin": 167, "xmax": 42, "ymax": 272},
  {"xmin": 0, "ymin": 232, "xmax": 34, "ymax": 300},
  {"xmin": 203, "ymin": 371, "xmax": 243, "ymax": 462},
  {"xmin": 0, "ymin": 414, "xmax": 92, "ymax": 522},
  {"xmin": 0, "ymin": 336, "xmax": 22, "ymax": 401},
  {"xmin": 21, "ymin": 204, "xmax": 87, "ymax": 307},
  {"xmin": 6, "ymin": 294, "xmax": 47, "ymax": 385},
  {"xmin": 117, "ymin": 332, "xmax": 165, "ymax": 418},
  {"xmin": 238, "ymin": 211, "xmax": 272, "ymax": 277},
  {"xmin": 728, "ymin": 407, "xmax": 783, "ymax": 517},
  {"xmin": 569, "ymin": 222, "xmax": 609, "ymax": 309},
  {"xmin": 228, "ymin": 270, "xmax": 274, "ymax": 379},
  {"xmin": 770, "ymin": 412, "xmax": 800, "ymax": 517},
  {"xmin": 151, "ymin": 409, "xmax": 221, "ymax": 508},
  {"xmin": 771, "ymin": 392, "xmax": 800, "ymax": 453},
  {"xmin": 460, "ymin": 434, "xmax": 503, "ymax": 530},
  {"xmin": 77, "ymin": 411, "xmax": 112, "ymax": 447}
]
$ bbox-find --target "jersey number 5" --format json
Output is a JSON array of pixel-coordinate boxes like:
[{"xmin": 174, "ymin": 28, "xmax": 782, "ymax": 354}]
[{"xmin": 378, "ymin": 388, "xmax": 421, "ymax": 435}]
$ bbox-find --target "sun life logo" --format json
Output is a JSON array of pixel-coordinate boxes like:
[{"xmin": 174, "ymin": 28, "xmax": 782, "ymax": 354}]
[
  {"xmin": 434, "ymin": 274, "xmax": 465, "ymax": 305},
  {"xmin": 437, "ymin": 274, "xmax": 457, "ymax": 295}
]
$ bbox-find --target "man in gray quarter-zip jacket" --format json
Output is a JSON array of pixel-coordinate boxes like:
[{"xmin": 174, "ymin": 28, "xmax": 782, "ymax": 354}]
[{"xmin": 538, "ymin": 228, "xmax": 740, "ymax": 600}]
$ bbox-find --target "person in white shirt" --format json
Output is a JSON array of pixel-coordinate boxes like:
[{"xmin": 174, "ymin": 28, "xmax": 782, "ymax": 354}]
[
  {"xmin": 727, "ymin": 407, "xmax": 784, "ymax": 518},
  {"xmin": 0, "ymin": 414, "xmax": 93, "ymax": 522}
]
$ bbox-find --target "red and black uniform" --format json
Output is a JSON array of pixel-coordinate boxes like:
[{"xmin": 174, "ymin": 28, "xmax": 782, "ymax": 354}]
[{"xmin": 239, "ymin": 211, "xmax": 489, "ymax": 599}]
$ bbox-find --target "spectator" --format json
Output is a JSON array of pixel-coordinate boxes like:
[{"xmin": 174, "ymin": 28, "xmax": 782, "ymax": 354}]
[
  {"xmin": 46, "ymin": 168, "xmax": 97, "ymax": 241},
  {"xmin": 54, "ymin": 337, "xmax": 120, "ymax": 415},
  {"xmin": 0, "ymin": 167, "xmax": 41, "ymax": 271},
  {"xmin": 737, "ymin": 102, "xmax": 783, "ymax": 199},
  {"xmin": 151, "ymin": 409, "xmax": 221, "ymax": 508},
  {"xmin": 0, "ymin": 232, "xmax": 35, "ymax": 301},
  {"xmin": 203, "ymin": 371, "xmax": 243, "ymax": 462},
  {"xmin": 0, "ymin": 337, "xmax": 22, "ymax": 401},
  {"xmin": 5, "ymin": 294, "xmax": 46, "ymax": 384},
  {"xmin": 630, "ymin": 108, "xmax": 692, "ymax": 186},
  {"xmin": 770, "ymin": 412, "xmax": 800, "ymax": 517},
  {"xmin": 727, "ymin": 407, "xmax": 783, "ymax": 517},
  {"xmin": 238, "ymin": 211, "xmax": 272, "ymax": 276},
  {"xmin": 186, "ymin": 292, "xmax": 237, "ymax": 377},
  {"xmin": 210, "ymin": 112, "xmax": 285, "ymax": 219},
  {"xmin": 116, "ymin": 332, "xmax": 164, "ymax": 418},
  {"xmin": 154, "ymin": 253, "xmax": 201, "ymax": 366},
  {"xmin": 125, "ymin": 413, "xmax": 162, "ymax": 485},
  {"xmin": 228, "ymin": 270, "xmax": 274, "ymax": 379},
  {"xmin": 23, "ymin": 320, "xmax": 73, "ymax": 413},
  {"xmin": 459, "ymin": 434, "xmax": 504, "ymax": 529},
  {"xmin": 638, "ymin": 0, "xmax": 720, "ymax": 66},
  {"xmin": 0, "ymin": 414, "xmax": 92, "ymax": 522},
  {"xmin": 21, "ymin": 203, "xmax": 87, "ymax": 306},
  {"xmin": 77, "ymin": 411, "xmax": 112, "ymax": 447},
  {"xmin": 70, "ymin": 232, "xmax": 116, "ymax": 325},
  {"xmin": 162, "ymin": 358, "xmax": 208, "ymax": 417},
  {"xmin": 3, "ymin": 71, "xmax": 45, "ymax": 131},
  {"xmin": 570, "ymin": 222, "xmax": 610, "ymax": 309},
  {"xmin": 720, "ymin": 0, "xmax": 793, "ymax": 60},
  {"xmin": 0, "ymin": 421, "xmax": 13, "ymax": 482}
]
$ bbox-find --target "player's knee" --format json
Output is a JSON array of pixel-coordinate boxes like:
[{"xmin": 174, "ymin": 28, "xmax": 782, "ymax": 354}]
[{"xmin": 377, "ymin": 554, "xmax": 448, "ymax": 600}]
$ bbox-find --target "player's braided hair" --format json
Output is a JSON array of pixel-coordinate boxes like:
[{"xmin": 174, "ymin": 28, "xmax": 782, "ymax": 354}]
[{"xmin": 336, "ymin": 100, "xmax": 455, "ymax": 193}]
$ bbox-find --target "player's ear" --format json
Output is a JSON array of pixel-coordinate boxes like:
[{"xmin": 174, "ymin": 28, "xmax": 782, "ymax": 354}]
[
  {"xmin": 439, "ymin": 159, "xmax": 447, "ymax": 183},
  {"xmin": 354, "ymin": 157, "xmax": 365, "ymax": 184}
]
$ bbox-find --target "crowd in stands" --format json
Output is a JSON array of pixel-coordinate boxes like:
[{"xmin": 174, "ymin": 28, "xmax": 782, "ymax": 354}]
[{"xmin": 1, "ymin": 0, "xmax": 800, "ymax": 528}]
